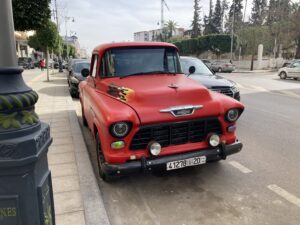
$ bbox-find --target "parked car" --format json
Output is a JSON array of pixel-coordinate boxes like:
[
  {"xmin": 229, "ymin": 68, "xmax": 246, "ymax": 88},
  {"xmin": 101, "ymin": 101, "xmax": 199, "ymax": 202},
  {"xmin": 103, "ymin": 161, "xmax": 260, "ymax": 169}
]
[
  {"xmin": 68, "ymin": 60, "xmax": 90, "ymax": 97},
  {"xmin": 67, "ymin": 58, "xmax": 85, "ymax": 75},
  {"xmin": 79, "ymin": 42, "xmax": 244, "ymax": 181},
  {"xmin": 18, "ymin": 57, "xmax": 35, "ymax": 69},
  {"xmin": 281, "ymin": 59, "xmax": 299, "ymax": 68},
  {"xmin": 278, "ymin": 60, "xmax": 300, "ymax": 80},
  {"xmin": 211, "ymin": 60, "xmax": 235, "ymax": 73},
  {"xmin": 180, "ymin": 56, "xmax": 240, "ymax": 100}
]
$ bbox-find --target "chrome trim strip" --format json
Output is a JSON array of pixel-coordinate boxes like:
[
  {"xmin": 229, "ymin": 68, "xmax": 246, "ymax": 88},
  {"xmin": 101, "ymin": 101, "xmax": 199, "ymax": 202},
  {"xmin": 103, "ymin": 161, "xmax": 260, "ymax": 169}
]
[{"xmin": 160, "ymin": 105, "xmax": 203, "ymax": 117}]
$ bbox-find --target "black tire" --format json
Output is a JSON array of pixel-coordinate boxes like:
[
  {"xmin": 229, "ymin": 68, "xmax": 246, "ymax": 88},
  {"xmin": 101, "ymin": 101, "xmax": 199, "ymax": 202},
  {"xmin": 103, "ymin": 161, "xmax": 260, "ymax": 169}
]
[
  {"xmin": 218, "ymin": 67, "xmax": 222, "ymax": 72},
  {"xmin": 81, "ymin": 107, "xmax": 88, "ymax": 127},
  {"xmin": 95, "ymin": 132, "xmax": 114, "ymax": 181},
  {"xmin": 279, "ymin": 71, "xmax": 287, "ymax": 79}
]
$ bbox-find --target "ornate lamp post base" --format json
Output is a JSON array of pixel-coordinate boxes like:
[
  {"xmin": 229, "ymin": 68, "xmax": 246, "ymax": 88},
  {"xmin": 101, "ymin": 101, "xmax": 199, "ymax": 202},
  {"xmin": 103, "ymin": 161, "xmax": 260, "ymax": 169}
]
[{"xmin": 0, "ymin": 70, "xmax": 54, "ymax": 225}]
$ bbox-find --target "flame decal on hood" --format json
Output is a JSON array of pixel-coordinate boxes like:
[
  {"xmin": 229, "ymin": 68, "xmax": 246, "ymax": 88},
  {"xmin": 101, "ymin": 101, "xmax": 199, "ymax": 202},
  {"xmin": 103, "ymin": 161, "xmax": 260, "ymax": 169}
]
[{"xmin": 107, "ymin": 84, "xmax": 135, "ymax": 102}]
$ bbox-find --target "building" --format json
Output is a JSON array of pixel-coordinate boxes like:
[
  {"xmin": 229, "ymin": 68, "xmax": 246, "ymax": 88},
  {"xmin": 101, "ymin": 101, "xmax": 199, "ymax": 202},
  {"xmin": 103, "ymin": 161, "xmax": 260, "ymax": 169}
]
[
  {"xmin": 64, "ymin": 35, "xmax": 81, "ymax": 58},
  {"xmin": 134, "ymin": 28, "xmax": 185, "ymax": 42}
]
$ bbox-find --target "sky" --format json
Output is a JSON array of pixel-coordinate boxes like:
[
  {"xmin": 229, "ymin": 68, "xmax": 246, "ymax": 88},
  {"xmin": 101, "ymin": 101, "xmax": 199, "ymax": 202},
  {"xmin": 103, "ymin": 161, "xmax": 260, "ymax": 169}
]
[{"xmin": 52, "ymin": 0, "xmax": 253, "ymax": 55}]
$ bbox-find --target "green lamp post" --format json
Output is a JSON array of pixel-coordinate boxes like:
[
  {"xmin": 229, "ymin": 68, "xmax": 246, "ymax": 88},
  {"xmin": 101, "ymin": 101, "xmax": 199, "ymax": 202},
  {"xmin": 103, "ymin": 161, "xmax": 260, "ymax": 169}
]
[{"xmin": 0, "ymin": 0, "xmax": 55, "ymax": 225}]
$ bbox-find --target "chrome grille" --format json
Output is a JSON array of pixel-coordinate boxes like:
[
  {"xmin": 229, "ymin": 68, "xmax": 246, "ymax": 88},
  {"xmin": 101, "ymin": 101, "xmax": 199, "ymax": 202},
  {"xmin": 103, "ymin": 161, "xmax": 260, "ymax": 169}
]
[
  {"xmin": 130, "ymin": 118, "xmax": 222, "ymax": 150},
  {"xmin": 210, "ymin": 86, "xmax": 234, "ymax": 97}
]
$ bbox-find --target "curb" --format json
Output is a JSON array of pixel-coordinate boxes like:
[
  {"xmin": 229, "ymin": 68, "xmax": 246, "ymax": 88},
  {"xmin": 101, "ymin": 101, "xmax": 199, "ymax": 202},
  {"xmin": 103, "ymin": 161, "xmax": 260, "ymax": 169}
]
[
  {"xmin": 233, "ymin": 69, "xmax": 278, "ymax": 73},
  {"xmin": 66, "ymin": 89, "xmax": 110, "ymax": 225}
]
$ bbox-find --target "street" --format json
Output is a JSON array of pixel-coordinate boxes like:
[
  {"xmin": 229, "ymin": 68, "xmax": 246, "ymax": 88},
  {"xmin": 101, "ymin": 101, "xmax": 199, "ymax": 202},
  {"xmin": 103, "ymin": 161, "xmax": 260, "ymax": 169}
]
[
  {"xmin": 23, "ymin": 70, "xmax": 300, "ymax": 225},
  {"xmin": 74, "ymin": 71, "xmax": 300, "ymax": 225}
]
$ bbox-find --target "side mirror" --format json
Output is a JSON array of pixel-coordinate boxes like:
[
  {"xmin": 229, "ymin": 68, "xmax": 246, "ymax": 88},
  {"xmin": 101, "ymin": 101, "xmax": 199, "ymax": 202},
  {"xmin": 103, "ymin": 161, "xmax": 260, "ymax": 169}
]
[
  {"xmin": 188, "ymin": 66, "xmax": 196, "ymax": 75},
  {"xmin": 81, "ymin": 68, "xmax": 90, "ymax": 77}
]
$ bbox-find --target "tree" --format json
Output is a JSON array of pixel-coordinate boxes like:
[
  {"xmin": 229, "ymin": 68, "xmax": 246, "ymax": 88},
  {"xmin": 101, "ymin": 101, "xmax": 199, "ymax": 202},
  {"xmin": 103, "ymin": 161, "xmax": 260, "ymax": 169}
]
[
  {"xmin": 212, "ymin": 0, "xmax": 223, "ymax": 33},
  {"xmin": 203, "ymin": 0, "xmax": 216, "ymax": 34},
  {"xmin": 237, "ymin": 25, "xmax": 272, "ymax": 70},
  {"xmin": 12, "ymin": 0, "xmax": 51, "ymax": 31},
  {"xmin": 28, "ymin": 20, "xmax": 60, "ymax": 81},
  {"xmin": 250, "ymin": 0, "xmax": 267, "ymax": 25},
  {"xmin": 289, "ymin": 3, "xmax": 300, "ymax": 58},
  {"xmin": 191, "ymin": 0, "xmax": 202, "ymax": 38},
  {"xmin": 165, "ymin": 20, "xmax": 178, "ymax": 39},
  {"xmin": 266, "ymin": 0, "xmax": 291, "ymax": 57},
  {"xmin": 225, "ymin": 0, "xmax": 244, "ymax": 33},
  {"xmin": 221, "ymin": 0, "xmax": 229, "ymax": 33}
]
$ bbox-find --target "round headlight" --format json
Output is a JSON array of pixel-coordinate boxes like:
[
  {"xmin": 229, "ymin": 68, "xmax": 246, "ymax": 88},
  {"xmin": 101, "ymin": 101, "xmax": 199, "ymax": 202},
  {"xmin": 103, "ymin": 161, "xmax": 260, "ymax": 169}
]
[
  {"xmin": 110, "ymin": 122, "xmax": 130, "ymax": 138},
  {"xmin": 148, "ymin": 142, "xmax": 161, "ymax": 156},
  {"xmin": 226, "ymin": 109, "xmax": 240, "ymax": 122},
  {"xmin": 209, "ymin": 134, "xmax": 220, "ymax": 147}
]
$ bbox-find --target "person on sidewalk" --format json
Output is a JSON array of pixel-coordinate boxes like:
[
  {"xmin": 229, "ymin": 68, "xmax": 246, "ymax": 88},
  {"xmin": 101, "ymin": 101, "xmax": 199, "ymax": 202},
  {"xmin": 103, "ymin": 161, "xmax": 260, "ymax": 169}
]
[{"xmin": 39, "ymin": 59, "xmax": 45, "ymax": 71}]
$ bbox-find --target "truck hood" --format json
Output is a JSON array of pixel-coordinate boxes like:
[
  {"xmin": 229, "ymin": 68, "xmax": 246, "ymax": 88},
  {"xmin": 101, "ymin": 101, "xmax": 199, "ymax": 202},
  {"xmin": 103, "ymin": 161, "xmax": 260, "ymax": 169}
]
[{"xmin": 99, "ymin": 74, "xmax": 223, "ymax": 124}]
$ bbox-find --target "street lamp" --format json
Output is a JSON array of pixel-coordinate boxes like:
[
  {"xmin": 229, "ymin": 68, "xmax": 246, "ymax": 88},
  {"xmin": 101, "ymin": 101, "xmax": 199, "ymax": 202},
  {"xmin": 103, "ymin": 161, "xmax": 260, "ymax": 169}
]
[{"xmin": 0, "ymin": 1, "xmax": 54, "ymax": 224}]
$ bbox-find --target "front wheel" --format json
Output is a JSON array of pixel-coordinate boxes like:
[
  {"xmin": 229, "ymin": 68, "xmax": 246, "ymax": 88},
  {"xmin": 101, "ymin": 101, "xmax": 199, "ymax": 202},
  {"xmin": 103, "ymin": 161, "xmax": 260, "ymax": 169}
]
[
  {"xmin": 96, "ymin": 132, "xmax": 114, "ymax": 181},
  {"xmin": 218, "ymin": 68, "xmax": 222, "ymax": 72},
  {"xmin": 279, "ymin": 71, "xmax": 287, "ymax": 79}
]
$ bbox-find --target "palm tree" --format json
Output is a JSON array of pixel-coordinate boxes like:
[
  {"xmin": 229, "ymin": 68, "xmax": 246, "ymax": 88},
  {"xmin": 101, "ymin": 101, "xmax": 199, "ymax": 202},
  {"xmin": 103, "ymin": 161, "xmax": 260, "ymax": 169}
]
[{"xmin": 164, "ymin": 20, "xmax": 178, "ymax": 39}]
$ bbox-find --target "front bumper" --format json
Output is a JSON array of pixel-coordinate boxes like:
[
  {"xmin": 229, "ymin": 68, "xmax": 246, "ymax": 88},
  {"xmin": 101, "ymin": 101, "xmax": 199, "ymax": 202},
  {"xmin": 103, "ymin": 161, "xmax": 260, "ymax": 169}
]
[{"xmin": 102, "ymin": 141, "xmax": 243, "ymax": 176}]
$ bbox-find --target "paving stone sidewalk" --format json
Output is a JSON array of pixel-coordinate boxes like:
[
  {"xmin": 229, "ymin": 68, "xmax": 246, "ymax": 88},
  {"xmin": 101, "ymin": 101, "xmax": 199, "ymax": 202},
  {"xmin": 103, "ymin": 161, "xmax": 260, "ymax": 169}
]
[{"xmin": 29, "ymin": 71, "xmax": 110, "ymax": 225}]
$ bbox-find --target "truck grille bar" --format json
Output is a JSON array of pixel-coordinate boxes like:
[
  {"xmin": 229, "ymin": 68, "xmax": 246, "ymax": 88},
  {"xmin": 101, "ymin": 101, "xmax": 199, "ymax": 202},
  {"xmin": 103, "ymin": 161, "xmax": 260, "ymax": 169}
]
[{"xmin": 130, "ymin": 117, "xmax": 222, "ymax": 150}]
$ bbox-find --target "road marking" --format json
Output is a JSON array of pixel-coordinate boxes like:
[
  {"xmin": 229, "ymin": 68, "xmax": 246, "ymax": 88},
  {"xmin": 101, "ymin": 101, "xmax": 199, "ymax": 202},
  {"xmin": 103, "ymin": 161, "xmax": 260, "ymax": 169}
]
[
  {"xmin": 27, "ymin": 72, "xmax": 45, "ymax": 85},
  {"xmin": 277, "ymin": 90, "xmax": 300, "ymax": 99},
  {"xmin": 248, "ymin": 85, "xmax": 269, "ymax": 92},
  {"xmin": 267, "ymin": 184, "xmax": 300, "ymax": 208},
  {"xmin": 228, "ymin": 161, "xmax": 252, "ymax": 173}
]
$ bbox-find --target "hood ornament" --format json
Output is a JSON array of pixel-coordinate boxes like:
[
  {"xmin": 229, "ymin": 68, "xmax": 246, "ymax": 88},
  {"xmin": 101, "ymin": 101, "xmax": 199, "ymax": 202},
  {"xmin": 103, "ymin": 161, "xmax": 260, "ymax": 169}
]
[
  {"xmin": 168, "ymin": 83, "xmax": 179, "ymax": 89},
  {"xmin": 160, "ymin": 105, "xmax": 203, "ymax": 117}
]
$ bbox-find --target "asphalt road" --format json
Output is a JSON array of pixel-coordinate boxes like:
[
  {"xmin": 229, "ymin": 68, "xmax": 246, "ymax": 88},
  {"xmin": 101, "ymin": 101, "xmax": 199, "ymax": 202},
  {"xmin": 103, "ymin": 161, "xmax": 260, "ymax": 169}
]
[{"xmin": 24, "ymin": 69, "xmax": 300, "ymax": 225}]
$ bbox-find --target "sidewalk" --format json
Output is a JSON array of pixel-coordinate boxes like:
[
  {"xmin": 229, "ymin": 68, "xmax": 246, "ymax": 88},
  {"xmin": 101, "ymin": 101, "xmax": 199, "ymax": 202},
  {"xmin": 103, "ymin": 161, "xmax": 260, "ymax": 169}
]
[{"xmin": 28, "ymin": 71, "xmax": 110, "ymax": 225}]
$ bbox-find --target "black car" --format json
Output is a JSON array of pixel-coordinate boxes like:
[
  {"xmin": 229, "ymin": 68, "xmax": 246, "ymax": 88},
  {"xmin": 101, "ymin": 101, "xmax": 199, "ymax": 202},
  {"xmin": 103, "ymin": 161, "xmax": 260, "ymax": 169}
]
[
  {"xmin": 68, "ymin": 60, "xmax": 90, "ymax": 98},
  {"xmin": 180, "ymin": 56, "xmax": 240, "ymax": 100},
  {"xmin": 18, "ymin": 57, "xmax": 35, "ymax": 69}
]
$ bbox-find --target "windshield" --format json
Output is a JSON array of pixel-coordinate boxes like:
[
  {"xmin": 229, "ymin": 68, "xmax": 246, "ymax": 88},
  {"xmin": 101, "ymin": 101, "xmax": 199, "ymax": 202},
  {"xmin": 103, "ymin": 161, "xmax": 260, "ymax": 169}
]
[
  {"xmin": 102, "ymin": 47, "xmax": 182, "ymax": 77},
  {"xmin": 180, "ymin": 57, "xmax": 213, "ymax": 76},
  {"xmin": 74, "ymin": 62, "xmax": 90, "ymax": 73}
]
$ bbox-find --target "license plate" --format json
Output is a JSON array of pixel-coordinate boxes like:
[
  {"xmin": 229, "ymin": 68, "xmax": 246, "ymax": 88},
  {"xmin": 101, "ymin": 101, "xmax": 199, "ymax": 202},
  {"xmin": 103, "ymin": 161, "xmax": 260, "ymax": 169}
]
[{"xmin": 166, "ymin": 156, "xmax": 206, "ymax": 171}]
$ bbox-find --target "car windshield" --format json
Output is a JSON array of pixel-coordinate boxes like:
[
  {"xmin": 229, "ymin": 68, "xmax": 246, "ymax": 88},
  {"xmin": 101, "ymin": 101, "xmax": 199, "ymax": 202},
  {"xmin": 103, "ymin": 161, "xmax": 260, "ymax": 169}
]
[
  {"xmin": 180, "ymin": 58, "xmax": 213, "ymax": 76},
  {"xmin": 74, "ymin": 62, "xmax": 90, "ymax": 73},
  {"xmin": 103, "ymin": 47, "xmax": 182, "ymax": 77}
]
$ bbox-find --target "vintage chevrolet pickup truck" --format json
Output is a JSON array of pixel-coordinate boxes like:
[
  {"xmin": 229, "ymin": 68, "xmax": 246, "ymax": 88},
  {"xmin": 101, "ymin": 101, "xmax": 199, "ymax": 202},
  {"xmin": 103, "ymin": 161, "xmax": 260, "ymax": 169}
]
[{"xmin": 79, "ymin": 42, "xmax": 244, "ymax": 181}]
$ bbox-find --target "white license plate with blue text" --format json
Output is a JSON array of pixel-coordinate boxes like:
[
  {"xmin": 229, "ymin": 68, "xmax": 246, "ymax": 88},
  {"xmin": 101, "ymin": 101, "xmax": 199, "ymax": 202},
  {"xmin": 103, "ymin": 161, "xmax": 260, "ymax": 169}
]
[{"xmin": 166, "ymin": 156, "xmax": 206, "ymax": 171}]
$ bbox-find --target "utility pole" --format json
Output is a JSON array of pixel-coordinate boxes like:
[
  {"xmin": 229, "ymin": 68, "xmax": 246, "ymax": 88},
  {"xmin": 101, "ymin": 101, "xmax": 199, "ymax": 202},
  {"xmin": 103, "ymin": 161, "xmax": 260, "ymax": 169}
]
[
  {"xmin": 54, "ymin": 0, "xmax": 63, "ymax": 72},
  {"xmin": 0, "ymin": 1, "xmax": 54, "ymax": 224},
  {"xmin": 230, "ymin": 2, "xmax": 235, "ymax": 60}
]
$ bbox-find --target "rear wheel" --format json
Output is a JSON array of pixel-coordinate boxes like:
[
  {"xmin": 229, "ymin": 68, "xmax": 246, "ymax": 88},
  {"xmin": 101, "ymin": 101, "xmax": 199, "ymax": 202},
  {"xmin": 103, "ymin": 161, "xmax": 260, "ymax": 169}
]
[
  {"xmin": 279, "ymin": 71, "xmax": 287, "ymax": 79},
  {"xmin": 95, "ymin": 132, "xmax": 114, "ymax": 181}
]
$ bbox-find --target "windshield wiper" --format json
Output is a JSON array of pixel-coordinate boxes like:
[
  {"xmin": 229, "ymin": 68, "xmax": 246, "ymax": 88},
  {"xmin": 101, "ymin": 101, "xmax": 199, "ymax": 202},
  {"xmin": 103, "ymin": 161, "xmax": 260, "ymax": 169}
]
[{"xmin": 120, "ymin": 71, "xmax": 178, "ymax": 79}]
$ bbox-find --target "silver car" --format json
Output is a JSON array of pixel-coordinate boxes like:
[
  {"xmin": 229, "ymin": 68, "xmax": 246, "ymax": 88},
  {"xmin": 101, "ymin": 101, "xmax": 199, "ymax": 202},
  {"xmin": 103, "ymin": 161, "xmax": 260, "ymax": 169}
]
[
  {"xmin": 278, "ymin": 60, "xmax": 300, "ymax": 80},
  {"xmin": 211, "ymin": 60, "xmax": 235, "ymax": 73}
]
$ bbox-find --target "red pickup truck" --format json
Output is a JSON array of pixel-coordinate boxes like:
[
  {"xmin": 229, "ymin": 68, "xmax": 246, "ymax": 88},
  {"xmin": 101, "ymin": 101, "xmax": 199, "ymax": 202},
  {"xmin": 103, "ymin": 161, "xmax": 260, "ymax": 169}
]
[{"xmin": 79, "ymin": 42, "xmax": 244, "ymax": 181}]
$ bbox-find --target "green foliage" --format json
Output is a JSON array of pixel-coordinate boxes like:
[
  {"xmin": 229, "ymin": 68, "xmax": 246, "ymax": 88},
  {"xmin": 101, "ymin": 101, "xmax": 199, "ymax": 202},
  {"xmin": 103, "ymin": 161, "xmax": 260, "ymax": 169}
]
[
  {"xmin": 237, "ymin": 25, "xmax": 272, "ymax": 55},
  {"xmin": 12, "ymin": 0, "xmax": 51, "ymax": 31},
  {"xmin": 0, "ymin": 113, "xmax": 21, "ymax": 129},
  {"xmin": 250, "ymin": 0, "xmax": 267, "ymax": 25},
  {"xmin": 69, "ymin": 45, "xmax": 76, "ymax": 58},
  {"xmin": 165, "ymin": 20, "xmax": 178, "ymax": 39},
  {"xmin": 191, "ymin": 0, "xmax": 202, "ymax": 38},
  {"xmin": 225, "ymin": 0, "xmax": 244, "ymax": 33},
  {"xmin": 28, "ymin": 20, "xmax": 60, "ymax": 53},
  {"xmin": 173, "ymin": 34, "xmax": 237, "ymax": 55},
  {"xmin": 212, "ymin": 0, "xmax": 222, "ymax": 33}
]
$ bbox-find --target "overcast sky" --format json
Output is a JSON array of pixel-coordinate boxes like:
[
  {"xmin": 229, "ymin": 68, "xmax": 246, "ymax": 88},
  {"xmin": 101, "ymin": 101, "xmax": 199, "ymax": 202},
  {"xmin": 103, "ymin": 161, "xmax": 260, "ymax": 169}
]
[{"xmin": 52, "ymin": 0, "xmax": 252, "ymax": 55}]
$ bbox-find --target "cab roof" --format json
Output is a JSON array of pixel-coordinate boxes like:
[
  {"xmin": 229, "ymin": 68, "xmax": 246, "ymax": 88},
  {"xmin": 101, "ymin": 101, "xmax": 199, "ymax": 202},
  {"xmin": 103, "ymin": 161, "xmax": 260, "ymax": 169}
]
[{"xmin": 92, "ymin": 42, "xmax": 177, "ymax": 54}]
